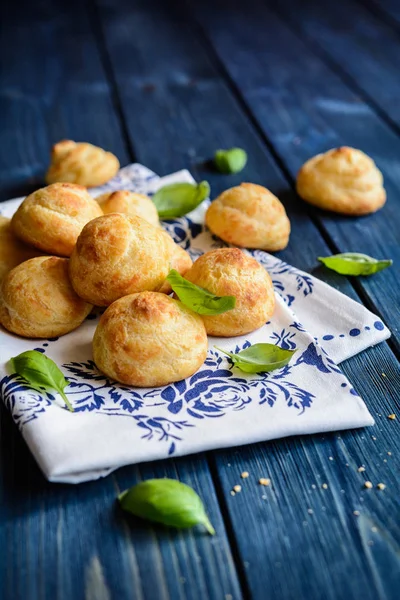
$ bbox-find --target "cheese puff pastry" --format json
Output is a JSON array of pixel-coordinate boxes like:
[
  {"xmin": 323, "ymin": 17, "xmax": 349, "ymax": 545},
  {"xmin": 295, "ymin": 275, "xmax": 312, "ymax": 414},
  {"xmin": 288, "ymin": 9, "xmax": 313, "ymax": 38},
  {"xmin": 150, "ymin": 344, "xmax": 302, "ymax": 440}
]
[
  {"xmin": 46, "ymin": 140, "xmax": 120, "ymax": 187},
  {"xmin": 11, "ymin": 183, "xmax": 103, "ymax": 257},
  {"xmin": 69, "ymin": 213, "xmax": 170, "ymax": 306},
  {"xmin": 0, "ymin": 256, "xmax": 92, "ymax": 338},
  {"xmin": 296, "ymin": 147, "xmax": 386, "ymax": 215},
  {"xmin": 206, "ymin": 183, "xmax": 290, "ymax": 251},
  {"xmin": 0, "ymin": 216, "xmax": 44, "ymax": 284},
  {"xmin": 184, "ymin": 247, "xmax": 275, "ymax": 337},
  {"xmin": 96, "ymin": 190, "xmax": 160, "ymax": 227},
  {"xmin": 158, "ymin": 230, "xmax": 193, "ymax": 294},
  {"xmin": 93, "ymin": 292, "xmax": 208, "ymax": 387}
]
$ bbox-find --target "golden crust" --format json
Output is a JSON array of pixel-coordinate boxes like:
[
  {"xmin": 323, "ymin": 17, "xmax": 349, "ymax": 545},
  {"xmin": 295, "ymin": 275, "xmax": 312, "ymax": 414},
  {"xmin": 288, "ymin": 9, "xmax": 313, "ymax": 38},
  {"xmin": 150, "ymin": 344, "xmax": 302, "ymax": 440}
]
[
  {"xmin": 93, "ymin": 292, "xmax": 208, "ymax": 386},
  {"xmin": 296, "ymin": 147, "xmax": 386, "ymax": 215},
  {"xmin": 11, "ymin": 183, "xmax": 103, "ymax": 257},
  {"xmin": 0, "ymin": 216, "xmax": 44, "ymax": 284},
  {"xmin": 158, "ymin": 231, "xmax": 193, "ymax": 294},
  {"xmin": 206, "ymin": 183, "xmax": 290, "ymax": 251},
  {"xmin": 0, "ymin": 256, "xmax": 92, "ymax": 338},
  {"xmin": 45, "ymin": 140, "xmax": 120, "ymax": 187},
  {"xmin": 184, "ymin": 247, "xmax": 275, "ymax": 337},
  {"xmin": 96, "ymin": 190, "xmax": 160, "ymax": 227},
  {"xmin": 69, "ymin": 213, "xmax": 171, "ymax": 306}
]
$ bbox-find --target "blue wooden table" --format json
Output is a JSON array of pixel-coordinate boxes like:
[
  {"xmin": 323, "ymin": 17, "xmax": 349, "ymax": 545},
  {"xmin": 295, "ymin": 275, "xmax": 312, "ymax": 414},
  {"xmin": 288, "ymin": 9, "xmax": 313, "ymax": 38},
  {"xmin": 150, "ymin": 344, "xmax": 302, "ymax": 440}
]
[{"xmin": 1, "ymin": 0, "xmax": 399, "ymax": 598}]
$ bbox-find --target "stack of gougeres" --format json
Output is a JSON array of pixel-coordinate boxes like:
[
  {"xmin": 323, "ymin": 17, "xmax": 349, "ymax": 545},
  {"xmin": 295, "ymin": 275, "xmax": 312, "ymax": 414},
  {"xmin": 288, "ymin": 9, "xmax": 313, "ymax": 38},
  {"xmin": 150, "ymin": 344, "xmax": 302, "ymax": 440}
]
[{"xmin": 10, "ymin": 140, "xmax": 376, "ymax": 388}]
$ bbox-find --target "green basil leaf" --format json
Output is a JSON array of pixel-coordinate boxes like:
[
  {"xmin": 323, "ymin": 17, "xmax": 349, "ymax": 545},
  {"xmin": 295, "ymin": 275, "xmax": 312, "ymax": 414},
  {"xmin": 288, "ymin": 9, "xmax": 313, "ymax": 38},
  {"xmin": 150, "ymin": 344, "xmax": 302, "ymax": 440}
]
[
  {"xmin": 118, "ymin": 479, "xmax": 215, "ymax": 535},
  {"xmin": 318, "ymin": 253, "xmax": 393, "ymax": 276},
  {"xmin": 166, "ymin": 269, "xmax": 236, "ymax": 315},
  {"xmin": 152, "ymin": 181, "xmax": 210, "ymax": 219},
  {"xmin": 214, "ymin": 148, "xmax": 247, "ymax": 174},
  {"xmin": 9, "ymin": 350, "xmax": 73, "ymax": 412},
  {"xmin": 216, "ymin": 343, "xmax": 296, "ymax": 373}
]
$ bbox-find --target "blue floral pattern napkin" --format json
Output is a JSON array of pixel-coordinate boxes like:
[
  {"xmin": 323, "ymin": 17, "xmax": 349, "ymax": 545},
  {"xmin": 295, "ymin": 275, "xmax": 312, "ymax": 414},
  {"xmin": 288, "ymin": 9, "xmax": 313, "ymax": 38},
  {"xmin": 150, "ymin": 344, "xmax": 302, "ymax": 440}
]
[{"xmin": 0, "ymin": 165, "xmax": 390, "ymax": 483}]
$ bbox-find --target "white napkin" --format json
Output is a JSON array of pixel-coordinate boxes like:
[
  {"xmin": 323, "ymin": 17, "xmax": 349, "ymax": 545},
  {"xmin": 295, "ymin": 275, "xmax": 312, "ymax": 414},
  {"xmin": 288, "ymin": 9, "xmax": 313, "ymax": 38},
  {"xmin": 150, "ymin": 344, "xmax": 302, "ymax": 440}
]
[{"xmin": 0, "ymin": 165, "xmax": 390, "ymax": 483}]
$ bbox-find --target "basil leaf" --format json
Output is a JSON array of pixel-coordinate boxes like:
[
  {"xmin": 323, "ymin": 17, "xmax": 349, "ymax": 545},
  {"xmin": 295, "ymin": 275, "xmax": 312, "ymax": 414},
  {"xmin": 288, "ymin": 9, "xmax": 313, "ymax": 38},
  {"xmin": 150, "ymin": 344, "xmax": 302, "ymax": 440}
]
[
  {"xmin": 152, "ymin": 181, "xmax": 210, "ymax": 219},
  {"xmin": 214, "ymin": 148, "xmax": 247, "ymax": 174},
  {"xmin": 216, "ymin": 343, "xmax": 296, "ymax": 373},
  {"xmin": 318, "ymin": 253, "xmax": 393, "ymax": 276},
  {"xmin": 166, "ymin": 269, "xmax": 236, "ymax": 315},
  {"xmin": 9, "ymin": 350, "xmax": 73, "ymax": 412},
  {"xmin": 118, "ymin": 479, "xmax": 215, "ymax": 535}
]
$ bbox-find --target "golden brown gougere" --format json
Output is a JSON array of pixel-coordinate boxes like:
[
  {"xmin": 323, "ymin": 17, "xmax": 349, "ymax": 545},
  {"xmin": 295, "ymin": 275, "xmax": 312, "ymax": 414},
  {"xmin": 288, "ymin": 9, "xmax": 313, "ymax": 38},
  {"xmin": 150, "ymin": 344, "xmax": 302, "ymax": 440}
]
[
  {"xmin": 206, "ymin": 182, "xmax": 290, "ymax": 251},
  {"xmin": 46, "ymin": 140, "xmax": 120, "ymax": 187},
  {"xmin": 96, "ymin": 190, "xmax": 160, "ymax": 228},
  {"xmin": 296, "ymin": 146, "xmax": 386, "ymax": 215},
  {"xmin": 93, "ymin": 292, "xmax": 208, "ymax": 387},
  {"xmin": 11, "ymin": 183, "xmax": 103, "ymax": 257},
  {"xmin": 69, "ymin": 213, "xmax": 171, "ymax": 306},
  {"xmin": 0, "ymin": 216, "xmax": 44, "ymax": 284},
  {"xmin": 183, "ymin": 247, "xmax": 276, "ymax": 337},
  {"xmin": 0, "ymin": 256, "xmax": 92, "ymax": 338}
]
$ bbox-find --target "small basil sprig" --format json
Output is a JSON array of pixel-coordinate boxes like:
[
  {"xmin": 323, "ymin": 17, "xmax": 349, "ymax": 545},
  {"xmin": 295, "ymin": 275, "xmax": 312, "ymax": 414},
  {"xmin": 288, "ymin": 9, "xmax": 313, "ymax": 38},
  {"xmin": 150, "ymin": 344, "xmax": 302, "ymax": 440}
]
[
  {"xmin": 152, "ymin": 181, "xmax": 210, "ymax": 219},
  {"xmin": 118, "ymin": 479, "xmax": 215, "ymax": 535},
  {"xmin": 216, "ymin": 344, "xmax": 296, "ymax": 373},
  {"xmin": 318, "ymin": 253, "xmax": 393, "ymax": 276},
  {"xmin": 214, "ymin": 148, "xmax": 247, "ymax": 174},
  {"xmin": 166, "ymin": 269, "xmax": 236, "ymax": 315},
  {"xmin": 9, "ymin": 350, "xmax": 73, "ymax": 412}
]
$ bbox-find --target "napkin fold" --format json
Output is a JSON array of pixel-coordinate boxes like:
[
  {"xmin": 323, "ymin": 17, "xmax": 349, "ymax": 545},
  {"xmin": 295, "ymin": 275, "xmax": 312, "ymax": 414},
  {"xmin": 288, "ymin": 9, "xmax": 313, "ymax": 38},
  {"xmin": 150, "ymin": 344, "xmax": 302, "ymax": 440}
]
[{"xmin": 0, "ymin": 165, "xmax": 390, "ymax": 483}]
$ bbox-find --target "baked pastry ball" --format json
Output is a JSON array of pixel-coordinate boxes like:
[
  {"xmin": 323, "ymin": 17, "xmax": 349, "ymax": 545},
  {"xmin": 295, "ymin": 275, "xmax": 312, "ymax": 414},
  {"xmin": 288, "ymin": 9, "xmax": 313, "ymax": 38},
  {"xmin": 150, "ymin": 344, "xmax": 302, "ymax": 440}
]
[
  {"xmin": 96, "ymin": 190, "xmax": 160, "ymax": 227},
  {"xmin": 69, "ymin": 213, "xmax": 170, "ymax": 306},
  {"xmin": 296, "ymin": 147, "xmax": 386, "ymax": 215},
  {"xmin": 206, "ymin": 183, "xmax": 290, "ymax": 251},
  {"xmin": 93, "ymin": 292, "xmax": 208, "ymax": 387},
  {"xmin": 158, "ymin": 231, "xmax": 193, "ymax": 294},
  {"xmin": 0, "ymin": 216, "xmax": 43, "ymax": 284},
  {"xmin": 0, "ymin": 256, "xmax": 92, "ymax": 338},
  {"xmin": 184, "ymin": 248, "xmax": 275, "ymax": 337},
  {"xmin": 45, "ymin": 139, "xmax": 120, "ymax": 187},
  {"xmin": 11, "ymin": 183, "xmax": 103, "ymax": 257}
]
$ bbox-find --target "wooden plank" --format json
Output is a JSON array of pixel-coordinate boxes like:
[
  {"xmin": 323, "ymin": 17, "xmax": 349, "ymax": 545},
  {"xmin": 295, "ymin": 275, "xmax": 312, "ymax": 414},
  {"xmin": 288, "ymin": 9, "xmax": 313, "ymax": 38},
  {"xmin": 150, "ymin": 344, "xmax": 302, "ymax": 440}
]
[
  {"xmin": 95, "ymin": 0, "xmax": 400, "ymax": 598},
  {"xmin": 0, "ymin": 2, "xmax": 243, "ymax": 599},
  {"xmin": 0, "ymin": 2, "xmax": 130, "ymax": 202},
  {"xmin": 187, "ymin": 0, "xmax": 400, "ymax": 354},
  {"xmin": 361, "ymin": 0, "xmax": 400, "ymax": 28},
  {"xmin": 274, "ymin": 0, "xmax": 400, "ymax": 129},
  {"xmin": 0, "ymin": 408, "xmax": 242, "ymax": 600}
]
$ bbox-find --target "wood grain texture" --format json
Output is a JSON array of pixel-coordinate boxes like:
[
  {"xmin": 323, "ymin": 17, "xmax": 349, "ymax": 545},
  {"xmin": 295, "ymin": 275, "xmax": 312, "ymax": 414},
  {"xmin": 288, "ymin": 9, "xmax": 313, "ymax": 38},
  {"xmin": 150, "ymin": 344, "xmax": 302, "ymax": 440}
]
[
  {"xmin": 188, "ymin": 0, "xmax": 400, "ymax": 353},
  {"xmin": 360, "ymin": 0, "xmax": 400, "ymax": 28},
  {"xmin": 93, "ymin": 0, "xmax": 400, "ymax": 598},
  {"xmin": 0, "ymin": 2, "xmax": 242, "ymax": 599},
  {"xmin": 275, "ymin": 0, "xmax": 400, "ymax": 128}
]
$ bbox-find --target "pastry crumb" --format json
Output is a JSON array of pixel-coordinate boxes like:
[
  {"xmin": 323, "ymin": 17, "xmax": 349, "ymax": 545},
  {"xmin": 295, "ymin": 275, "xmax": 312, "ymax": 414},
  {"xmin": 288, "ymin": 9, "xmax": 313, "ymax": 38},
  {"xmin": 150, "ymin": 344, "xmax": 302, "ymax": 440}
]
[
  {"xmin": 353, "ymin": 510, "xmax": 360, "ymax": 516},
  {"xmin": 322, "ymin": 483, "xmax": 328, "ymax": 490},
  {"xmin": 259, "ymin": 478, "xmax": 271, "ymax": 486},
  {"xmin": 241, "ymin": 471, "xmax": 249, "ymax": 479},
  {"xmin": 230, "ymin": 491, "xmax": 235, "ymax": 496},
  {"xmin": 357, "ymin": 466, "xmax": 365, "ymax": 472},
  {"xmin": 377, "ymin": 483, "xmax": 386, "ymax": 490},
  {"xmin": 364, "ymin": 481, "xmax": 373, "ymax": 489},
  {"xmin": 388, "ymin": 414, "xmax": 396, "ymax": 420},
  {"xmin": 233, "ymin": 485, "xmax": 242, "ymax": 493}
]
